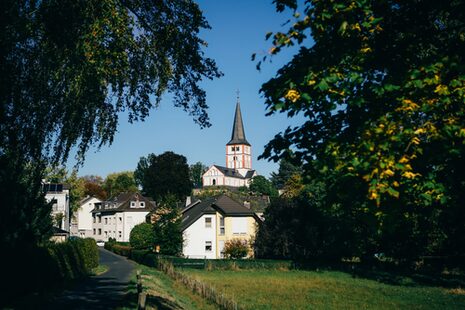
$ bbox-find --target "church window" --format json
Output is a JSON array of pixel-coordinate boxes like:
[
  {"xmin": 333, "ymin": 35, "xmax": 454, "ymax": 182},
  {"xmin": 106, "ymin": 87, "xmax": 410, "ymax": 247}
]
[
  {"xmin": 212, "ymin": 179, "xmax": 216, "ymax": 185},
  {"xmin": 235, "ymin": 146, "xmax": 240, "ymax": 151},
  {"xmin": 233, "ymin": 156, "xmax": 237, "ymax": 161},
  {"xmin": 231, "ymin": 146, "xmax": 235, "ymax": 152}
]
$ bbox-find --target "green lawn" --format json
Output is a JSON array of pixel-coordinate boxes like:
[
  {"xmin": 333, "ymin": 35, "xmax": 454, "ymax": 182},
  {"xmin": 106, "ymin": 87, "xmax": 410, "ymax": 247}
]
[
  {"xmin": 182, "ymin": 269, "xmax": 465, "ymax": 309},
  {"xmin": 134, "ymin": 264, "xmax": 217, "ymax": 310}
]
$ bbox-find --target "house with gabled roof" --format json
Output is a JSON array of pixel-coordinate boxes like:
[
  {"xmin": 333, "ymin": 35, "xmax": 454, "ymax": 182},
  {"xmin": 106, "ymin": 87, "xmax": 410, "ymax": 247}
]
[
  {"xmin": 181, "ymin": 194, "xmax": 260, "ymax": 259},
  {"xmin": 70, "ymin": 196, "xmax": 102, "ymax": 238},
  {"xmin": 202, "ymin": 97, "xmax": 257, "ymax": 188},
  {"xmin": 91, "ymin": 192, "xmax": 156, "ymax": 242}
]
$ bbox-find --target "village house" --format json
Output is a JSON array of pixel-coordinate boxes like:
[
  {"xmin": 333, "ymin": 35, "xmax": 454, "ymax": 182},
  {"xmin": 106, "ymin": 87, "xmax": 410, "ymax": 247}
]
[
  {"xmin": 202, "ymin": 99, "xmax": 257, "ymax": 188},
  {"xmin": 91, "ymin": 192, "xmax": 155, "ymax": 242},
  {"xmin": 70, "ymin": 196, "xmax": 102, "ymax": 238},
  {"xmin": 181, "ymin": 195, "xmax": 260, "ymax": 259},
  {"xmin": 43, "ymin": 182, "xmax": 70, "ymax": 232}
]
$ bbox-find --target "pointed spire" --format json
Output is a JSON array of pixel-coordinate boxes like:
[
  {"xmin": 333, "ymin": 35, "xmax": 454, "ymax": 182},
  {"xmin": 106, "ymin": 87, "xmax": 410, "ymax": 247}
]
[{"xmin": 227, "ymin": 92, "xmax": 250, "ymax": 146}]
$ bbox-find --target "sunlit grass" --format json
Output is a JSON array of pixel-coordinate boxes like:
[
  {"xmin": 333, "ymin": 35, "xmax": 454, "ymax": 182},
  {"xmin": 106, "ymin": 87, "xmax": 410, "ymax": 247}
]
[
  {"xmin": 182, "ymin": 269, "xmax": 465, "ymax": 309},
  {"xmin": 91, "ymin": 265, "xmax": 109, "ymax": 276},
  {"xmin": 136, "ymin": 264, "xmax": 217, "ymax": 310}
]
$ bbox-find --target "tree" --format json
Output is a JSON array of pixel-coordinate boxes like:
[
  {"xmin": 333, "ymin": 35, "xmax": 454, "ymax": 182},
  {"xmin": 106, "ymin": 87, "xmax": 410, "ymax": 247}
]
[
  {"xmin": 83, "ymin": 182, "xmax": 107, "ymax": 200},
  {"xmin": 257, "ymin": 0, "xmax": 465, "ymax": 259},
  {"xmin": 130, "ymin": 223, "xmax": 154, "ymax": 250},
  {"xmin": 270, "ymin": 158, "xmax": 302, "ymax": 189},
  {"xmin": 1, "ymin": 0, "xmax": 220, "ymax": 248},
  {"xmin": 135, "ymin": 152, "xmax": 192, "ymax": 202},
  {"xmin": 189, "ymin": 162, "xmax": 208, "ymax": 189},
  {"xmin": 150, "ymin": 195, "xmax": 183, "ymax": 256},
  {"xmin": 103, "ymin": 171, "xmax": 138, "ymax": 198},
  {"xmin": 249, "ymin": 176, "xmax": 278, "ymax": 197}
]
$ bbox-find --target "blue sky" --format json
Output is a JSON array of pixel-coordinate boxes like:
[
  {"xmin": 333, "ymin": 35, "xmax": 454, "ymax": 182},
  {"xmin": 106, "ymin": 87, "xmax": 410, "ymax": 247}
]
[{"xmin": 69, "ymin": 1, "xmax": 307, "ymax": 178}]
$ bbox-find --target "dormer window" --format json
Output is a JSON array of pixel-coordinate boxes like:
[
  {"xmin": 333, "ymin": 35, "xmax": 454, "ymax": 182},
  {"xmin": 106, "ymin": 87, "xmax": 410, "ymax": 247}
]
[
  {"xmin": 130, "ymin": 201, "xmax": 136, "ymax": 208},
  {"xmin": 140, "ymin": 202, "xmax": 145, "ymax": 208}
]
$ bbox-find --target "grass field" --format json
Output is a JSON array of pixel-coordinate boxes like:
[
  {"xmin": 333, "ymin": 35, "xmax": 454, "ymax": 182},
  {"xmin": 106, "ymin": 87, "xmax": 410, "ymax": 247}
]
[
  {"xmin": 134, "ymin": 264, "xmax": 217, "ymax": 310},
  {"xmin": 182, "ymin": 269, "xmax": 465, "ymax": 309}
]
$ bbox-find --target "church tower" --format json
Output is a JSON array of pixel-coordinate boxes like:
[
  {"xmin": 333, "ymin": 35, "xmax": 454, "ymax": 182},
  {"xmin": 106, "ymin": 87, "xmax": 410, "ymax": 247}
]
[{"xmin": 226, "ymin": 95, "xmax": 252, "ymax": 177}]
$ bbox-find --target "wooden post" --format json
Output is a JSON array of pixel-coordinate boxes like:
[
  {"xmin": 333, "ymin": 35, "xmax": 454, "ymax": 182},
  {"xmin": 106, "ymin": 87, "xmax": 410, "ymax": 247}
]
[
  {"xmin": 138, "ymin": 292, "xmax": 146, "ymax": 310},
  {"xmin": 136, "ymin": 270, "xmax": 146, "ymax": 310}
]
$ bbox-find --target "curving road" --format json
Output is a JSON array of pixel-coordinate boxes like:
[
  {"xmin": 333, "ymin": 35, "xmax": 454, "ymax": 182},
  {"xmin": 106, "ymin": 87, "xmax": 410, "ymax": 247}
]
[{"xmin": 47, "ymin": 248, "xmax": 135, "ymax": 309}]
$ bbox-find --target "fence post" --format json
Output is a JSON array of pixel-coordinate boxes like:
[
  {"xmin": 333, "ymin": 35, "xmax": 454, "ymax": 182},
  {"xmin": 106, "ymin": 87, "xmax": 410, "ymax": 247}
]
[{"xmin": 136, "ymin": 270, "xmax": 146, "ymax": 310}]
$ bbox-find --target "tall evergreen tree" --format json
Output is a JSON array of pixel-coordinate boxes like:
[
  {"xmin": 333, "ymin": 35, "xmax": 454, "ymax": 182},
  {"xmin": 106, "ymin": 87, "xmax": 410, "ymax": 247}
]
[{"xmin": 135, "ymin": 151, "xmax": 192, "ymax": 202}]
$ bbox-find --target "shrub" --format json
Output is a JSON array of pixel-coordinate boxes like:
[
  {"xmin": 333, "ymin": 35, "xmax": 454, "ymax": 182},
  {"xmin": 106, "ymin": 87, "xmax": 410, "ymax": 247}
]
[
  {"xmin": 131, "ymin": 249, "xmax": 158, "ymax": 267},
  {"xmin": 130, "ymin": 223, "xmax": 154, "ymax": 250},
  {"xmin": 112, "ymin": 244, "xmax": 132, "ymax": 257},
  {"xmin": 223, "ymin": 239, "xmax": 249, "ymax": 259}
]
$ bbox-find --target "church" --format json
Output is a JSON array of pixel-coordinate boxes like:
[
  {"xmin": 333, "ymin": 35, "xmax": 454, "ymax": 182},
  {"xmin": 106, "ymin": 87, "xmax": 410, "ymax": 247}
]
[{"xmin": 202, "ymin": 98, "xmax": 257, "ymax": 188}]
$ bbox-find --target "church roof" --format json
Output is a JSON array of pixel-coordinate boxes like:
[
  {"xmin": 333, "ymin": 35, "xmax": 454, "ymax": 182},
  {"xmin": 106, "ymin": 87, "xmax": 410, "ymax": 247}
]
[
  {"xmin": 211, "ymin": 165, "xmax": 255, "ymax": 179},
  {"xmin": 227, "ymin": 102, "xmax": 250, "ymax": 146}
]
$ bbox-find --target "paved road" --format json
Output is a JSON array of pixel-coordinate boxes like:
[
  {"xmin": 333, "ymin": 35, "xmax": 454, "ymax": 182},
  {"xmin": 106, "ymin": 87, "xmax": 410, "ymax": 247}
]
[{"xmin": 47, "ymin": 248, "xmax": 135, "ymax": 309}]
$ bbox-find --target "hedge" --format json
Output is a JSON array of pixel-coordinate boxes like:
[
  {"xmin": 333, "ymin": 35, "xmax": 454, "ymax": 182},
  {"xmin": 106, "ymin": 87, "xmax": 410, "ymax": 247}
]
[
  {"xmin": 2, "ymin": 238, "xmax": 99, "ymax": 308},
  {"xmin": 106, "ymin": 243, "xmax": 293, "ymax": 271}
]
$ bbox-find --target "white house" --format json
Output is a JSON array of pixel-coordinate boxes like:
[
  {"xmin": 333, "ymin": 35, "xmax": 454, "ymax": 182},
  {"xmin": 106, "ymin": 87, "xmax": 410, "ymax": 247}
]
[
  {"xmin": 43, "ymin": 183, "xmax": 70, "ymax": 231},
  {"xmin": 70, "ymin": 196, "xmax": 102, "ymax": 238},
  {"xmin": 202, "ymin": 99, "xmax": 257, "ymax": 188},
  {"xmin": 181, "ymin": 195, "xmax": 260, "ymax": 259},
  {"xmin": 91, "ymin": 192, "xmax": 155, "ymax": 242}
]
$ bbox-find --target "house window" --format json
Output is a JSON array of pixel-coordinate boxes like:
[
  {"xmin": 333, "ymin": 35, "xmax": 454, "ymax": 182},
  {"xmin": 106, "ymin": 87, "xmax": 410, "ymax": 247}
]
[
  {"xmin": 93, "ymin": 215, "xmax": 96, "ymax": 223},
  {"xmin": 212, "ymin": 179, "xmax": 216, "ymax": 186},
  {"xmin": 131, "ymin": 201, "xmax": 136, "ymax": 208},
  {"xmin": 93, "ymin": 229, "xmax": 96, "ymax": 235},
  {"xmin": 98, "ymin": 228, "xmax": 102, "ymax": 235},
  {"xmin": 105, "ymin": 218, "xmax": 108, "ymax": 224},
  {"xmin": 235, "ymin": 146, "xmax": 240, "ymax": 151},
  {"xmin": 98, "ymin": 216, "xmax": 101, "ymax": 223},
  {"xmin": 119, "ymin": 217, "xmax": 122, "ymax": 223},
  {"xmin": 219, "ymin": 217, "xmax": 225, "ymax": 235},
  {"xmin": 140, "ymin": 202, "xmax": 145, "ymax": 208},
  {"xmin": 205, "ymin": 217, "xmax": 212, "ymax": 228},
  {"xmin": 231, "ymin": 146, "xmax": 235, "ymax": 151},
  {"xmin": 233, "ymin": 156, "xmax": 237, "ymax": 161},
  {"xmin": 118, "ymin": 231, "xmax": 122, "ymax": 238},
  {"xmin": 232, "ymin": 218, "xmax": 248, "ymax": 234},
  {"xmin": 104, "ymin": 231, "xmax": 108, "ymax": 237},
  {"xmin": 205, "ymin": 241, "xmax": 212, "ymax": 252}
]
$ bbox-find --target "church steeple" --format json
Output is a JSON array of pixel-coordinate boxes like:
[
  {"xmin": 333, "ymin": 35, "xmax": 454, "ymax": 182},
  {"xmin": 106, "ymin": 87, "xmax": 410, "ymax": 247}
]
[
  {"xmin": 226, "ymin": 92, "xmax": 252, "ymax": 172},
  {"xmin": 227, "ymin": 93, "xmax": 250, "ymax": 146}
]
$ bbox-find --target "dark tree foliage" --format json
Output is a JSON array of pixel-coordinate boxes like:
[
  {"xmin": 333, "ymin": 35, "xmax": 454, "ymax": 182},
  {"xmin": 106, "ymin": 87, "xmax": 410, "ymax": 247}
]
[
  {"xmin": 0, "ymin": 0, "xmax": 219, "ymax": 248},
  {"xmin": 270, "ymin": 158, "xmax": 302, "ymax": 189},
  {"xmin": 135, "ymin": 151, "xmax": 192, "ymax": 202},
  {"xmin": 256, "ymin": 0, "xmax": 465, "ymax": 260},
  {"xmin": 254, "ymin": 178, "xmax": 370, "ymax": 262}
]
